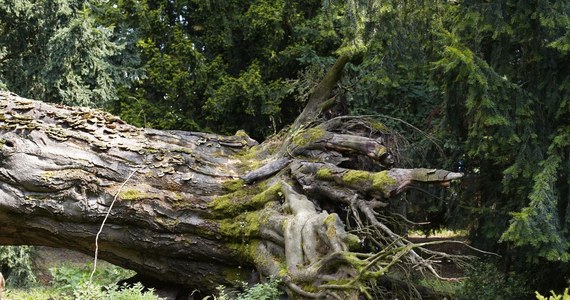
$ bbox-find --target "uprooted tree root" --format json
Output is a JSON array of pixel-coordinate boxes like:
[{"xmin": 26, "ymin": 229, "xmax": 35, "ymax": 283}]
[{"xmin": 235, "ymin": 118, "xmax": 475, "ymax": 299}]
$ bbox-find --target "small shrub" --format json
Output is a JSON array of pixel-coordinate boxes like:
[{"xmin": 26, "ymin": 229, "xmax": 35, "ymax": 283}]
[
  {"xmin": 236, "ymin": 279, "xmax": 281, "ymax": 300},
  {"xmin": 72, "ymin": 281, "xmax": 106, "ymax": 300},
  {"xmin": 73, "ymin": 281, "xmax": 164, "ymax": 300},
  {"xmin": 0, "ymin": 246, "xmax": 36, "ymax": 287},
  {"xmin": 50, "ymin": 262, "xmax": 135, "ymax": 294},
  {"xmin": 455, "ymin": 261, "xmax": 531, "ymax": 300},
  {"xmin": 50, "ymin": 265, "xmax": 89, "ymax": 294},
  {"xmin": 52, "ymin": 263, "xmax": 163, "ymax": 299},
  {"xmin": 536, "ymin": 288, "xmax": 570, "ymax": 300},
  {"xmin": 212, "ymin": 278, "xmax": 282, "ymax": 300},
  {"xmin": 6, "ymin": 278, "xmax": 164, "ymax": 300}
]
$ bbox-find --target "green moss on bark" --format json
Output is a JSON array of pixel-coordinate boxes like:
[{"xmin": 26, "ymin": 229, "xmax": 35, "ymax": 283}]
[
  {"xmin": 341, "ymin": 170, "xmax": 397, "ymax": 197},
  {"xmin": 119, "ymin": 189, "xmax": 148, "ymax": 201},
  {"xmin": 316, "ymin": 168, "xmax": 333, "ymax": 180},
  {"xmin": 219, "ymin": 211, "xmax": 262, "ymax": 237},
  {"xmin": 371, "ymin": 171, "xmax": 397, "ymax": 190},
  {"xmin": 226, "ymin": 241, "xmax": 259, "ymax": 261},
  {"xmin": 222, "ymin": 179, "xmax": 246, "ymax": 192},
  {"xmin": 342, "ymin": 170, "xmax": 372, "ymax": 186},
  {"xmin": 291, "ymin": 127, "xmax": 326, "ymax": 148},
  {"xmin": 209, "ymin": 182, "xmax": 282, "ymax": 217}
]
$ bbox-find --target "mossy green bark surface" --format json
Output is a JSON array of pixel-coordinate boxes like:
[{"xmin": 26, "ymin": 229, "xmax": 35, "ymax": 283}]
[
  {"xmin": 371, "ymin": 171, "xmax": 397, "ymax": 189},
  {"xmin": 342, "ymin": 170, "xmax": 371, "ymax": 187},
  {"xmin": 291, "ymin": 127, "xmax": 326, "ymax": 148},
  {"xmin": 222, "ymin": 179, "xmax": 246, "ymax": 192},
  {"xmin": 119, "ymin": 189, "xmax": 149, "ymax": 201},
  {"xmin": 316, "ymin": 168, "xmax": 334, "ymax": 180},
  {"xmin": 342, "ymin": 170, "xmax": 397, "ymax": 196},
  {"xmin": 218, "ymin": 211, "xmax": 263, "ymax": 237},
  {"xmin": 209, "ymin": 182, "xmax": 282, "ymax": 217}
]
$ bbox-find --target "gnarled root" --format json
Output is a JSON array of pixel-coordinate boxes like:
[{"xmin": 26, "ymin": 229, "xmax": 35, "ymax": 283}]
[{"xmin": 243, "ymin": 122, "xmax": 468, "ymax": 298}]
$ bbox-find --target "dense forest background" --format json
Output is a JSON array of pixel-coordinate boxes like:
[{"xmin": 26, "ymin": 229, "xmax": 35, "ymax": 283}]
[{"xmin": 1, "ymin": 0, "xmax": 570, "ymax": 297}]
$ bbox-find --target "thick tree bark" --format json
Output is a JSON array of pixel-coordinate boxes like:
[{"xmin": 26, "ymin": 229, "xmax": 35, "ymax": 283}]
[{"xmin": 0, "ymin": 58, "xmax": 465, "ymax": 299}]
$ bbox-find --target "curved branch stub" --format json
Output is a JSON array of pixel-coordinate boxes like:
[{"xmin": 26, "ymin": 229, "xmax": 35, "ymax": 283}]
[
  {"xmin": 292, "ymin": 161, "xmax": 463, "ymax": 199},
  {"xmin": 242, "ymin": 158, "xmax": 291, "ymax": 183},
  {"xmin": 288, "ymin": 127, "xmax": 393, "ymax": 168}
]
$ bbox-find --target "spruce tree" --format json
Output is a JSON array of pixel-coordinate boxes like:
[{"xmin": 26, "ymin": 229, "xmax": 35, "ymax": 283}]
[{"xmin": 0, "ymin": 0, "xmax": 127, "ymax": 107}]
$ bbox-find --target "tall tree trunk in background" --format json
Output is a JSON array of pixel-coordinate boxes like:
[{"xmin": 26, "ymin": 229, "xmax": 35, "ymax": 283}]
[{"xmin": 0, "ymin": 57, "xmax": 464, "ymax": 299}]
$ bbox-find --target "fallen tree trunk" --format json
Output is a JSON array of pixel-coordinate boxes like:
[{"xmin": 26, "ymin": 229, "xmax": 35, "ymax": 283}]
[{"xmin": 0, "ymin": 57, "xmax": 465, "ymax": 299}]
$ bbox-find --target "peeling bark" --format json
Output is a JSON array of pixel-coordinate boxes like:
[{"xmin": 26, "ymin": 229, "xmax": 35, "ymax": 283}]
[{"xmin": 0, "ymin": 57, "xmax": 466, "ymax": 299}]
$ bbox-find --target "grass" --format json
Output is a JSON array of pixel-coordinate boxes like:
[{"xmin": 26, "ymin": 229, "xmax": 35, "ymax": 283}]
[{"xmin": 4, "ymin": 287, "xmax": 55, "ymax": 300}]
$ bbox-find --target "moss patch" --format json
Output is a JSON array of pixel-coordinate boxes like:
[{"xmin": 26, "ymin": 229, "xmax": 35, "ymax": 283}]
[
  {"xmin": 226, "ymin": 240, "xmax": 259, "ymax": 262},
  {"xmin": 235, "ymin": 129, "xmax": 249, "ymax": 139},
  {"xmin": 341, "ymin": 170, "xmax": 397, "ymax": 196},
  {"xmin": 236, "ymin": 146, "xmax": 264, "ymax": 171},
  {"xmin": 345, "ymin": 233, "xmax": 361, "ymax": 250},
  {"xmin": 209, "ymin": 182, "xmax": 282, "ymax": 217},
  {"xmin": 316, "ymin": 168, "xmax": 333, "ymax": 180},
  {"xmin": 250, "ymin": 182, "xmax": 282, "ymax": 204},
  {"xmin": 118, "ymin": 189, "xmax": 148, "ymax": 201},
  {"xmin": 340, "ymin": 252, "xmax": 367, "ymax": 271},
  {"xmin": 219, "ymin": 211, "xmax": 261, "ymax": 237},
  {"xmin": 291, "ymin": 127, "xmax": 326, "ymax": 148},
  {"xmin": 371, "ymin": 171, "xmax": 397, "ymax": 190},
  {"xmin": 222, "ymin": 179, "xmax": 246, "ymax": 192},
  {"xmin": 323, "ymin": 213, "xmax": 337, "ymax": 226},
  {"xmin": 342, "ymin": 170, "xmax": 372, "ymax": 187},
  {"xmin": 156, "ymin": 217, "xmax": 180, "ymax": 228},
  {"xmin": 325, "ymin": 215, "xmax": 340, "ymax": 241},
  {"xmin": 375, "ymin": 146, "xmax": 387, "ymax": 158}
]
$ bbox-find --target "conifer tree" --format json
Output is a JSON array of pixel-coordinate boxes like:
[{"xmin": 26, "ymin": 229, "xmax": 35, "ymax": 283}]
[{"xmin": 0, "ymin": 0, "xmax": 127, "ymax": 107}]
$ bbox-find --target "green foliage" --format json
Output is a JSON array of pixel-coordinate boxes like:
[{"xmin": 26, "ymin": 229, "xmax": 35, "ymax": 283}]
[
  {"xmin": 501, "ymin": 154, "xmax": 570, "ymax": 261},
  {"xmin": 50, "ymin": 262, "xmax": 135, "ymax": 295},
  {"xmin": 456, "ymin": 261, "xmax": 531, "ymax": 300},
  {"xmin": 212, "ymin": 278, "xmax": 282, "ymax": 300},
  {"xmin": 0, "ymin": 246, "xmax": 36, "ymax": 288},
  {"xmin": 431, "ymin": 2, "xmax": 570, "ymax": 289},
  {"xmin": 0, "ymin": 0, "xmax": 131, "ymax": 107},
  {"xmin": 98, "ymin": 0, "xmax": 344, "ymax": 139},
  {"xmin": 203, "ymin": 61, "xmax": 290, "ymax": 138},
  {"xmin": 43, "ymin": 8, "xmax": 121, "ymax": 107},
  {"xmin": 4, "ymin": 287, "xmax": 55, "ymax": 300},
  {"xmin": 537, "ymin": 288, "xmax": 570, "ymax": 300},
  {"xmin": 8, "ymin": 281, "xmax": 164, "ymax": 300},
  {"xmin": 72, "ymin": 282, "xmax": 164, "ymax": 300},
  {"xmin": 235, "ymin": 279, "xmax": 281, "ymax": 300},
  {"xmin": 319, "ymin": 0, "xmax": 570, "ymax": 293},
  {"xmin": 5, "ymin": 261, "xmax": 159, "ymax": 300},
  {"xmin": 320, "ymin": 0, "xmax": 570, "ymax": 293}
]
